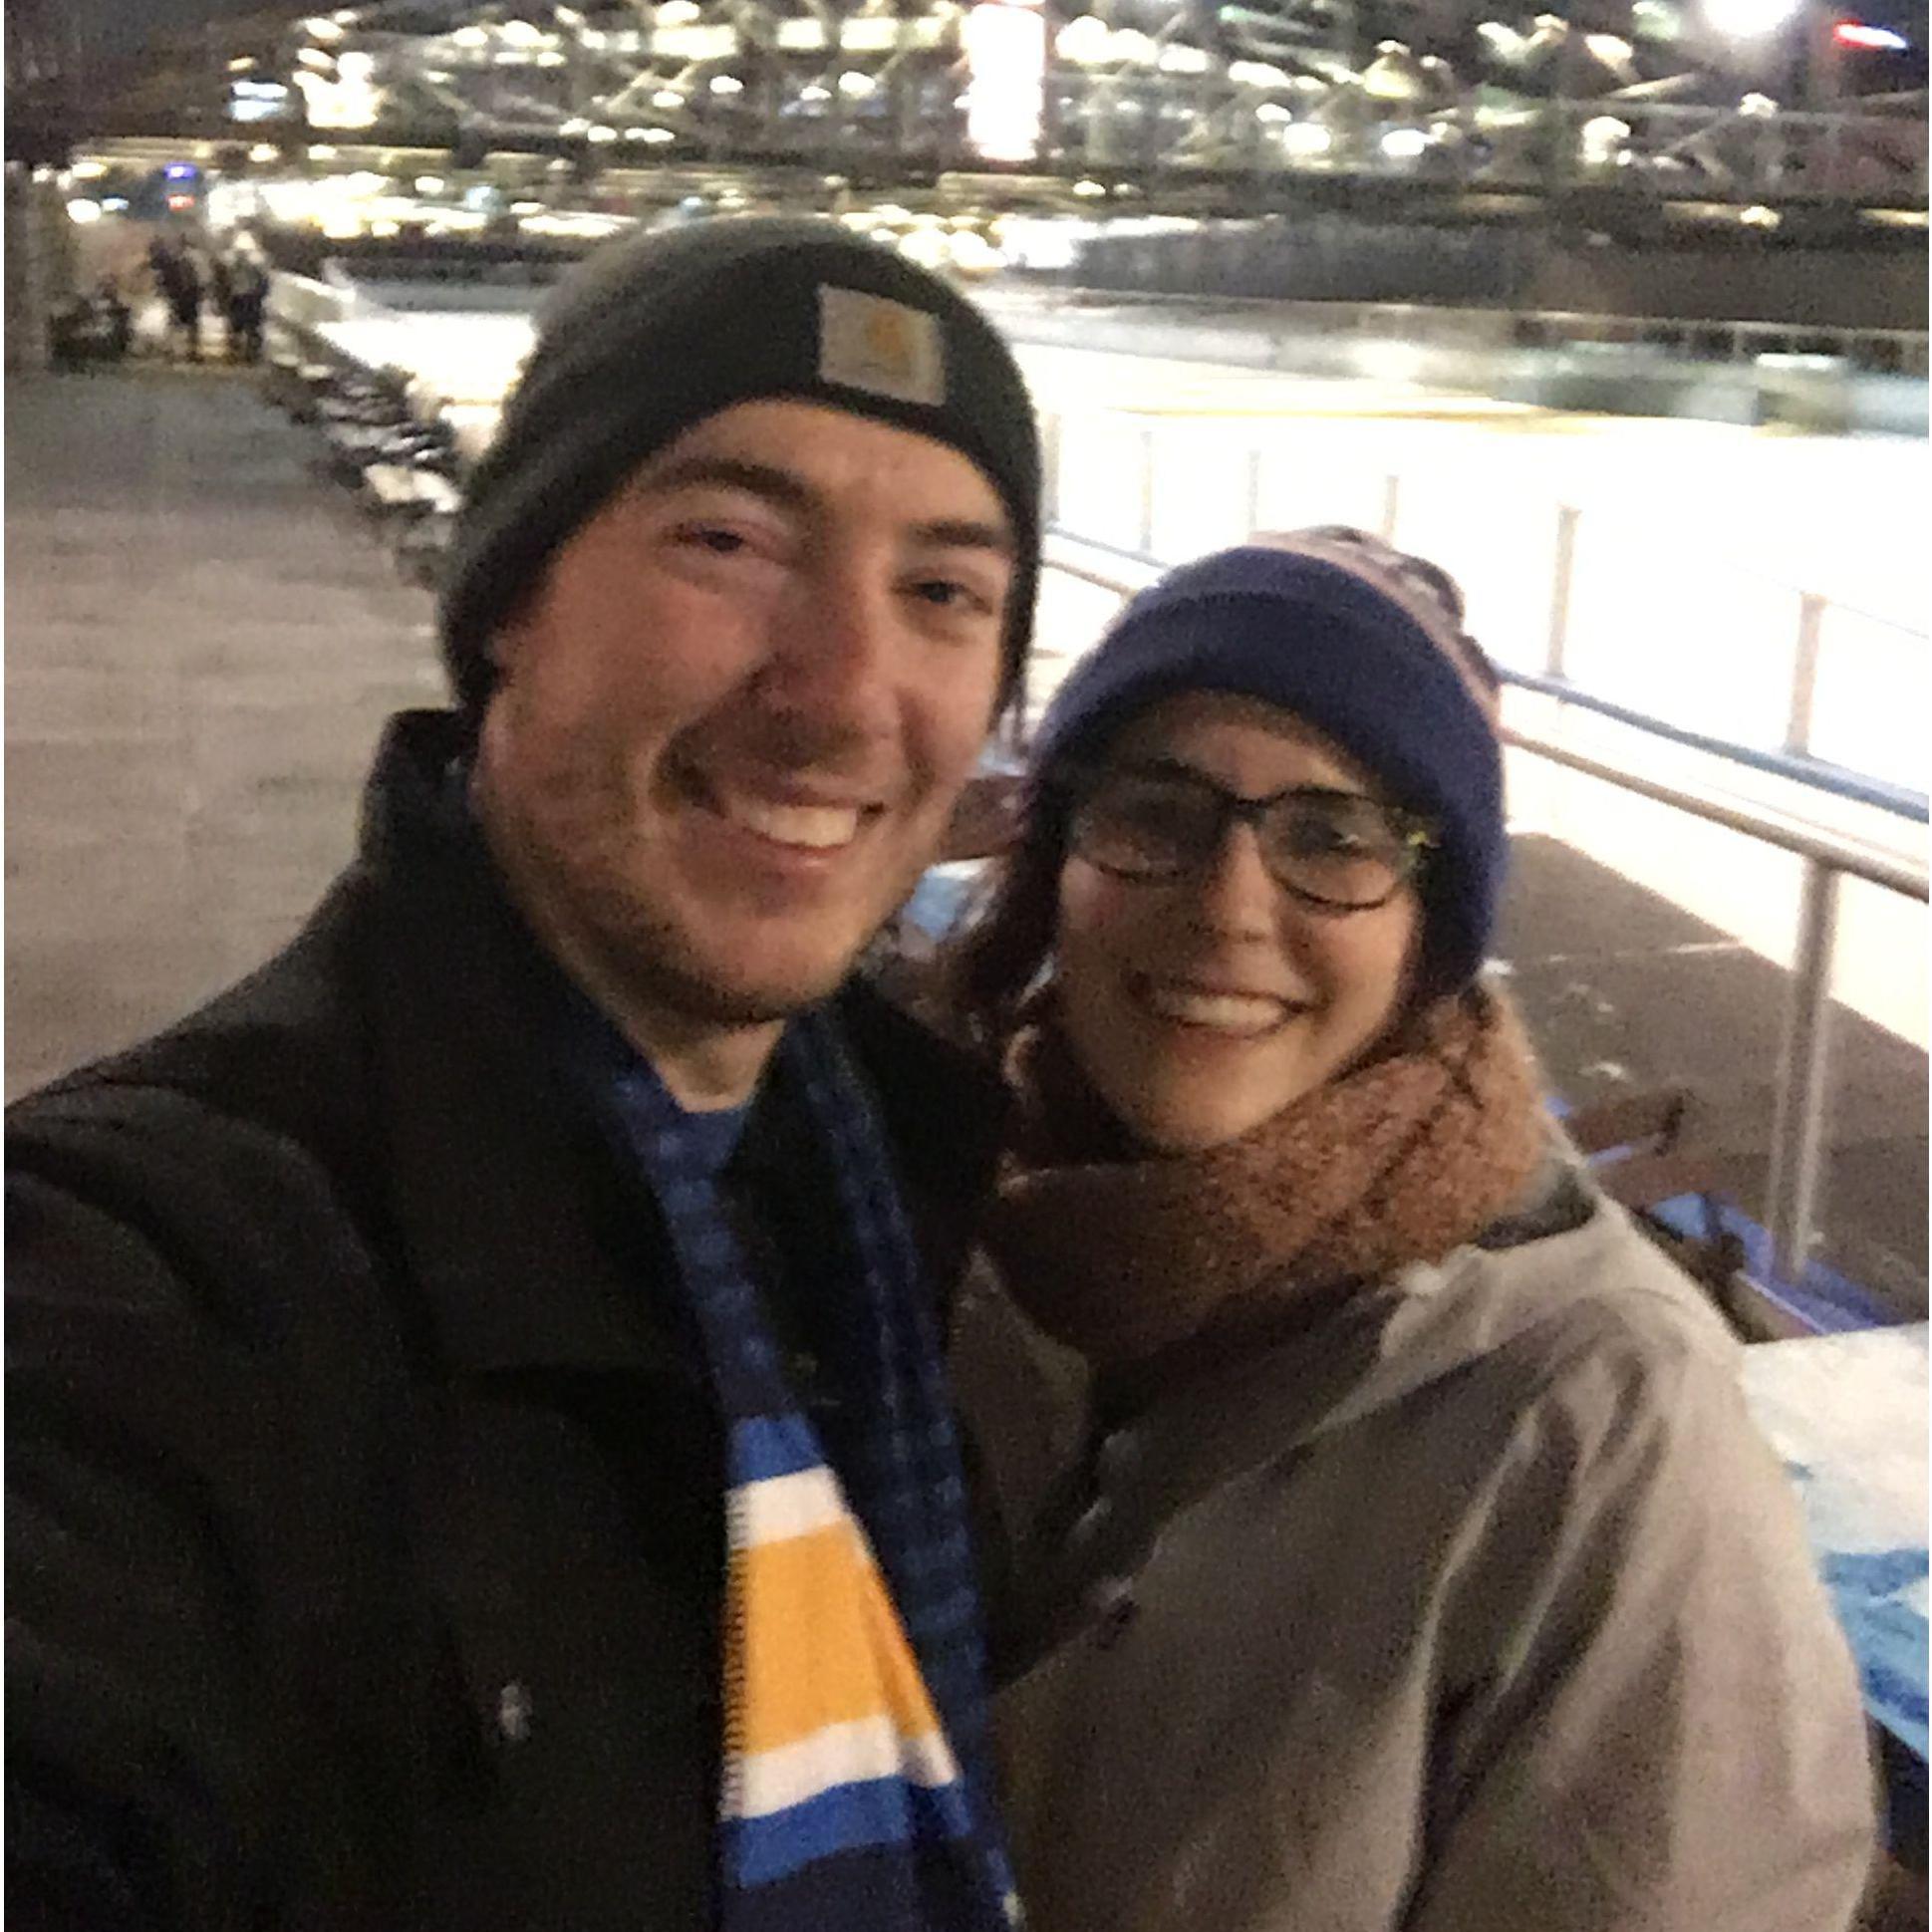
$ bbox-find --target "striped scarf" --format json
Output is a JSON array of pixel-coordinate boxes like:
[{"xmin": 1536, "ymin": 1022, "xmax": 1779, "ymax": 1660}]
[{"xmin": 610, "ymin": 1007, "xmax": 1019, "ymax": 1932}]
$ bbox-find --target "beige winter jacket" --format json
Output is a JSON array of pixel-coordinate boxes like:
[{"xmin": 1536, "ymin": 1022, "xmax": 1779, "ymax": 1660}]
[{"xmin": 964, "ymin": 1170, "xmax": 1877, "ymax": 1932}]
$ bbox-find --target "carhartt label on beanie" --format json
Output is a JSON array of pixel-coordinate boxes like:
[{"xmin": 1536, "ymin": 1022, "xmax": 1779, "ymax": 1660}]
[{"xmin": 818, "ymin": 287, "xmax": 947, "ymax": 407}]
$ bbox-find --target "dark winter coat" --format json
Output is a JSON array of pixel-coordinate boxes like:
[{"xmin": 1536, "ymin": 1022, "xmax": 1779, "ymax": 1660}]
[{"xmin": 7, "ymin": 709, "xmax": 1008, "ymax": 1932}]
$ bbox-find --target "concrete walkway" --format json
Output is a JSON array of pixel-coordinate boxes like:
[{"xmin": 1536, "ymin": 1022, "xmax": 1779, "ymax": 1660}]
[{"xmin": 5, "ymin": 363, "xmax": 445, "ymax": 1097}]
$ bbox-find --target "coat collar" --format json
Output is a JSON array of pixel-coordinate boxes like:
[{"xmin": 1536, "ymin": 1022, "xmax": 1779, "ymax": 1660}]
[{"xmin": 349, "ymin": 709, "xmax": 1008, "ymax": 1380}]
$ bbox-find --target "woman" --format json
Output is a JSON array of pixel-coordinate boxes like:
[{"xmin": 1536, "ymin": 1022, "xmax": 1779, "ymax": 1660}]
[{"xmin": 951, "ymin": 530, "xmax": 1875, "ymax": 1931}]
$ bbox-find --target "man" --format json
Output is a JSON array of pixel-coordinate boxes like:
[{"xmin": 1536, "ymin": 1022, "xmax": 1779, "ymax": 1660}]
[{"xmin": 9, "ymin": 218, "xmax": 1040, "ymax": 1929}]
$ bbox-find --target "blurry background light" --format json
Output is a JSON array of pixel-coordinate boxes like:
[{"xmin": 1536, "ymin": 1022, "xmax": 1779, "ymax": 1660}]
[
  {"xmin": 1835, "ymin": 20, "xmax": 1908, "ymax": 48},
  {"xmin": 1700, "ymin": 0, "xmax": 1800, "ymax": 37}
]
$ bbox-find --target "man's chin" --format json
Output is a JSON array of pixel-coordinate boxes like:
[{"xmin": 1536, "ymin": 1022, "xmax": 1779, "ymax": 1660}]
[{"xmin": 640, "ymin": 940, "xmax": 869, "ymax": 1032}]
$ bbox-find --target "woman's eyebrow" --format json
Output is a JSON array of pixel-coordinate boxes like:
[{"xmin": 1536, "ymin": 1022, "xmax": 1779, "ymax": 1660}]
[{"xmin": 1113, "ymin": 757, "xmax": 1381, "ymax": 803}]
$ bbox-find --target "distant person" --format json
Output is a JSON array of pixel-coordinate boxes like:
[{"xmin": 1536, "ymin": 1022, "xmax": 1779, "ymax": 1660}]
[
  {"xmin": 204, "ymin": 249, "xmax": 234, "ymax": 355},
  {"xmin": 9, "ymin": 218, "xmax": 1041, "ymax": 1927},
  {"xmin": 153, "ymin": 239, "xmax": 203, "ymax": 362},
  {"xmin": 224, "ymin": 249, "xmax": 269, "ymax": 364},
  {"xmin": 97, "ymin": 276, "xmax": 133, "ymax": 360},
  {"xmin": 951, "ymin": 529, "xmax": 1878, "ymax": 1932}
]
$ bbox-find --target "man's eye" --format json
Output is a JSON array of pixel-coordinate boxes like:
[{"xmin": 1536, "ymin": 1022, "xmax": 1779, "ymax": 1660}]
[
  {"xmin": 910, "ymin": 577, "xmax": 994, "ymax": 615},
  {"xmin": 677, "ymin": 525, "xmax": 748, "ymax": 556}
]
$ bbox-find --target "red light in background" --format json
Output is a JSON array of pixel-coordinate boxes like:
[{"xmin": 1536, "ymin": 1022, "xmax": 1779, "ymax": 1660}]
[
  {"xmin": 166, "ymin": 193, "xmax": 195, "ymax": 209},
  {"xmin": 1834, "ymin": 20, "xmax": 1910, "ymax": 48}
]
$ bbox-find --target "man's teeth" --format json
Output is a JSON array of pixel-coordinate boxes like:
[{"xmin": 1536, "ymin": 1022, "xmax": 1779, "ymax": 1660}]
[
  {"xmin": 1141, "ymin": 984, "xmax": 1291, "ymax": 1033},
  {"xmin": 725, "ymin": 796, "xmax": 863, "ymax": 850}
]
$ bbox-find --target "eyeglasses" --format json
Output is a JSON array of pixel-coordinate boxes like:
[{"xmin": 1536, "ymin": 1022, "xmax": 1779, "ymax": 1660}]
[{"xmin": 1063, "ymin": 762, "xmax": 1436, "ymax": 912}]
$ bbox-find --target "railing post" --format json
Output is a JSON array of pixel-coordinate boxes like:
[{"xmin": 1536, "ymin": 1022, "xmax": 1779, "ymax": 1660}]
[
  {"xmin": 1040, "ymin": 410, "xmax": 1063, "ymax": 527},
  {"xmin": 1137, "ymin": 422, "xmax": 1157, "ymax": 553},
  {"xmin": 1243, "ymin": 445, "xmax": 1262, "ymax": 537},
  {"xmin": 1546, "ymin": 502, "xmax": 1580, "ymax": 680},
  {"xmin": 1767, "ymin": 857, "xmax": 1841, "ymax": 1284},
  {"xmin": 1379, "ymin": 472, "xmax": 1400, "ymax": 542},
  {"xmin": 1785, "ymin": 590, "xmax": 1825, "ymax": 754}
]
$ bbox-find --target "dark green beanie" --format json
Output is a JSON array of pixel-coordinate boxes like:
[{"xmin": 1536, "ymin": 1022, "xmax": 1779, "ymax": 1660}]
[{"xmin": 439, "ymin": 216, "xmax": 1041, "ymax": 718}]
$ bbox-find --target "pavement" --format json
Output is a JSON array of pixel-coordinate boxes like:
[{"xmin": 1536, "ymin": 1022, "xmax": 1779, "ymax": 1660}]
[
  {"xmin": 5, "ymin": 361, "xmax": 445, "ymax": 1098},
  {"xmin": 6, "ymin": 361, "xmax": 1925, "ymax": 1318}
]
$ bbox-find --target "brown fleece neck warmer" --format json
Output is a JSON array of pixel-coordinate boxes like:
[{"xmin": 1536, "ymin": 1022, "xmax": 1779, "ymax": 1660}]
[{"xmin": 984, "ymin": 986, "xmax": 1548, "ymax": 1368}]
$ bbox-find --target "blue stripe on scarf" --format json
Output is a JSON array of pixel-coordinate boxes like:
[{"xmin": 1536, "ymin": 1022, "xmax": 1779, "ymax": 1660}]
[
  {"xmin": 734, "ymin": 1412, "xmax": 827, "ymax": 1484},
  {"xmin": 730, "ymin": 1776, "xmax": 983, "ymax": 1887}
]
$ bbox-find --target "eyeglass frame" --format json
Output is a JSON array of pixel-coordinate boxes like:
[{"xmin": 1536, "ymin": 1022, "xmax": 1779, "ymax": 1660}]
[{"xmin": 1055, "ymin": 758, "xmax": 1439, "ymax": 914}]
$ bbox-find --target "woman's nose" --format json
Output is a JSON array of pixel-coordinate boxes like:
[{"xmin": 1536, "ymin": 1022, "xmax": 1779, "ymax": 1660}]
[{"xmin": 1188, "ymin": 822, "xmax": 1280, "ymax": 940}]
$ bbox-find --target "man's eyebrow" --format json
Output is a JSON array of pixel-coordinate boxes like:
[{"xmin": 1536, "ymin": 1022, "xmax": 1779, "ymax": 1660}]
[
  {"xmin": 632, "ymin": 454, "xmax": 813, "ymax": 512},
  {"xmin": 632, "ymin": 457, "xmax": 1013, "ymax": 558},
  {"xmin": 912, "ymin": 518, "xmax": 1015, "ymax": 561}
]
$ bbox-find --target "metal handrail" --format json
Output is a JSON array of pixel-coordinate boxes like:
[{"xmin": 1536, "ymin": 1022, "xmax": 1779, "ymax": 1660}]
[
  {"xmin": 1036, "ymin": 532, "xmax": 1929, "ymax": 1293},
  {"xmin": 1500, "ymin": 670, "xmax": 1929, "ymax": 823}
]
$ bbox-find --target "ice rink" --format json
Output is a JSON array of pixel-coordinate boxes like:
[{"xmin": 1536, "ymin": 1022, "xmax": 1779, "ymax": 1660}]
[{"xmin": 314, "ymin": 292, "xmax": 1929, "ymax": 1047}]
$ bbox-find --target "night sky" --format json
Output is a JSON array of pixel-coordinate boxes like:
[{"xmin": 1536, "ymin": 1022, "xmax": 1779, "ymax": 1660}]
[{"xmin": 63, "ymin": 1, "xmax": 315, "ymax": 63}]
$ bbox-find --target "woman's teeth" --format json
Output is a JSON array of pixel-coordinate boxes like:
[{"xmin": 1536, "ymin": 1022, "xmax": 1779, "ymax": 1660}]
[
  {"xmin": 724, "ymin": 796, "xmax": 863, "ymax": 850},
  {"xmin": 1139, "ymin": 983, "xmax": 1292, "ymax": 1034}
]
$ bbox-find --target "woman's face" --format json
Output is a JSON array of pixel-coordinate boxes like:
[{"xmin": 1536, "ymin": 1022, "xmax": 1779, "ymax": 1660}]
[{"xmin": 1054, "ymin": 690, "xmax": 1422, "ymax": 1153}]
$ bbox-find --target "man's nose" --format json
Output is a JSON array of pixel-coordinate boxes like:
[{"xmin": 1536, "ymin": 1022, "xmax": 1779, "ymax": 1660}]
[{"xmin": 757, "ymin": 555, "xmax": 898, "ymax": 738}]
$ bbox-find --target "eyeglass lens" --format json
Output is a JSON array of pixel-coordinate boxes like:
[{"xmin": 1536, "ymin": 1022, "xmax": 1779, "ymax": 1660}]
[{"xmin": 1073, "ymin": 770, "xmax": 1418, "ymax": 910}]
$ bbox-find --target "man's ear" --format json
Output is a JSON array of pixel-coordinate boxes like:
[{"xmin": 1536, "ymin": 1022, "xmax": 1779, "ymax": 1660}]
[{"xmin": 486, "ymin": 592, "xmax": 540, "ymax": 677}]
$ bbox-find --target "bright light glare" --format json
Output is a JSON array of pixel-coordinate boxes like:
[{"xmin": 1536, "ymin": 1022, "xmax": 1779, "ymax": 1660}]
[
  {"xmin": 250, "ymin": 142, "xmax": 282, "ymax": 161},
  {"xmin": 963, "ymin": 2, "xmax": 1047, "ymax": 162},
  {"xmin": 66, "ymin": 198, "xmax": 104, "ymax": 224},
  {"xmin": 708, "ymin": 74, "xmax": 744, "ymax": 94},
  {"xmin": 415, "ymin": 174, "xmax": 446, "ymax": 193},
  {"xmin": 1281, "ymin": 121, "xmax": 1333, "ymax": 156},
  {"xmin": 1835, "ymin": 20, "xmax": 1908, "ymax": 48},
  {"xmin": 1380, "ymin": 127, "xmax": 1429, "ymax": 159},
  {"xmin": 1701, "ymin": 0, "xmax": 1799, "ymax": 38}
]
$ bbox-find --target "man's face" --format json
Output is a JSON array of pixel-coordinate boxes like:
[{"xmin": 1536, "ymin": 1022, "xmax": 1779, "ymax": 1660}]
[{"xmin": 472, "ymin": 399, "xmax": 1016, "ymax": 1046}]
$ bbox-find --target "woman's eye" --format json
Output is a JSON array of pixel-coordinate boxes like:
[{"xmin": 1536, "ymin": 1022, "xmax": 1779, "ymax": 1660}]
[{"xmin": 1116, "ymin": 789, "xmax": 1206, "ymax": 842}]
